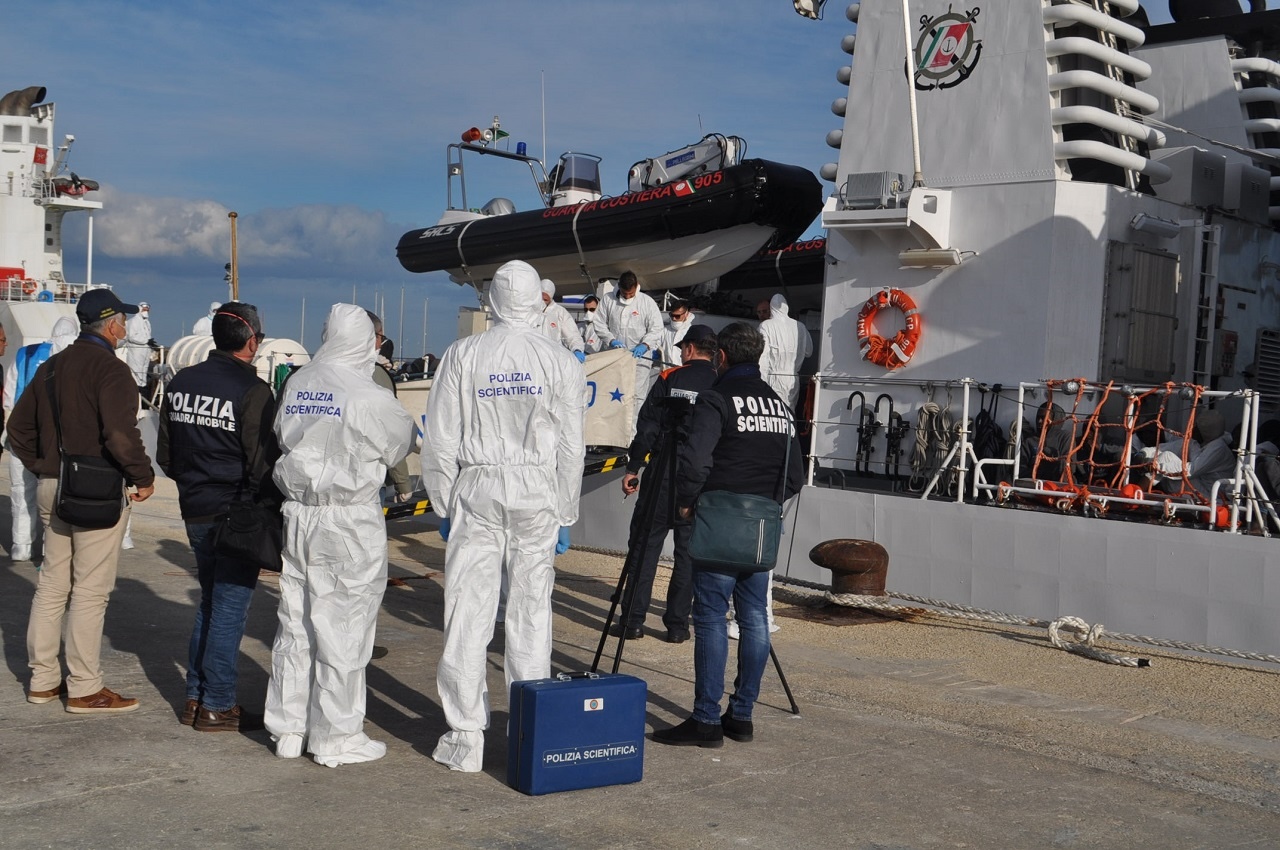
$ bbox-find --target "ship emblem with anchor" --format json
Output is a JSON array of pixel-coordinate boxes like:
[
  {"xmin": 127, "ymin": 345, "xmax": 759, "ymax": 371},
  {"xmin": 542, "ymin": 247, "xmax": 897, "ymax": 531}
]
[{"xmin": 911, "ymin": 6, "xmax": 982, "ymax": 90}]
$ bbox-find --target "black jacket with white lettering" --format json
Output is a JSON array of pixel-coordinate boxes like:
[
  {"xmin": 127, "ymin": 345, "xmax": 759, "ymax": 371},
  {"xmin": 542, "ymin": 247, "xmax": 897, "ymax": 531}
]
[
  {"xmin": 157, "ymin": 349, "xmax": 279, "ymax": 521},
  {"xmin": 675, "ymin": 363, "xmax": 804, "ymax": 508},
  {"xmin": 626, "ymin": 358, "xmax": 719, "ymax": 475}
]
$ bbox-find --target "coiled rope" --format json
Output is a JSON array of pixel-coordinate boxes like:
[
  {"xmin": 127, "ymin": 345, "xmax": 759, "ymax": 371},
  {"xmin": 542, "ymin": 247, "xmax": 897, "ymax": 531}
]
[
  {"xmin": 775, "ymin": 575, "xmax": 1280, "ymax": 669},
  {"xmin": 908, "ymin": 401, "xmax": 954, "ymax": 493}
]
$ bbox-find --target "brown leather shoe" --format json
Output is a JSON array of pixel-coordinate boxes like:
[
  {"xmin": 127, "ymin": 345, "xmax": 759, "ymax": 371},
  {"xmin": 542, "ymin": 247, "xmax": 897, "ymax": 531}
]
[
  {"xmin": 180, "ymin": 698, "xmax": 199, "ymax": 726},
  {"xmin": 27, "ymin": 682, "xmax": 66, "ymax": 704},
  {"xmin": 193, "ymin": 704, "xmax": 265, "ymax": 733},
  {"xmin": 65, "ymin": 687, "xmax": 139, "ymax": 714}
]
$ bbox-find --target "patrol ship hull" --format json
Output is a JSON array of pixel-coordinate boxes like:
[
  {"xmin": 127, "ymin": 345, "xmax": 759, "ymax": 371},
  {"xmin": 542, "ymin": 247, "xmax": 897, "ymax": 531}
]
[{"xmin": 574, "ymin": 0, "xmax": 1280, "ymax": 666}]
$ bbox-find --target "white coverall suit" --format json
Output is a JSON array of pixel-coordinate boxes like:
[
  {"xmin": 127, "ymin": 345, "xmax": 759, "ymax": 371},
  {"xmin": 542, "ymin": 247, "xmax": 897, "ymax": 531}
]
[
  {"xmin": 537, "ymin": 279, "xmax": 586, "ymax": 355},
  {"xmin": 124, "ymin": 311, "xmax": 152, "ymax": 390},
  {"xmin": 758, "ymin": 293, "xmax": 814, "ymax": 409},
  {"xmin": 4, "ymin": 317, "xmax": 77, "ymax": 563},
  {"xmin": 423, "ymin": 259, "xmax": 586, "ymax": 772},
  {"xmin": 591, "ymin": 285, "xmax": 664, "ymax": 417},
  {"xmin": 265, "ymin": 303, "xmax": 415, "ymax": 766}
]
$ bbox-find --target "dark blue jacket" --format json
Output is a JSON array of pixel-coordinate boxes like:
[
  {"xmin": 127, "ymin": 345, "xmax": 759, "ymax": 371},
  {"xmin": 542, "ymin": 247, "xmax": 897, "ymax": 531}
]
[
  {"xmin": 157, "ymin": 350, "xmax": 278, "ymax": 521},
  {"xmin": 675, "ymin": 363, "xmax": 804, "ymax": 508}
]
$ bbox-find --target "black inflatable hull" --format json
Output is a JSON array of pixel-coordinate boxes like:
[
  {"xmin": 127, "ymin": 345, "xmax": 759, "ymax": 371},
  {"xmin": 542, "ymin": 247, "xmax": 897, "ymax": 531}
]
[
  {"xmin": 396, "ymin": 159, "xmax": 821, "ymax": 287},
  {"xmin": 716, "ymin": 237, "xmax": 827, "ymax": 291}
]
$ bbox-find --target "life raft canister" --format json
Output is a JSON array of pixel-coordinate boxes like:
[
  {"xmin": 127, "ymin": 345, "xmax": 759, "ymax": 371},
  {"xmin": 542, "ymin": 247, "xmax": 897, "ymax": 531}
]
[{"xmin": 856, "ymin": 288, "xmax": 922, "ymax": 369}]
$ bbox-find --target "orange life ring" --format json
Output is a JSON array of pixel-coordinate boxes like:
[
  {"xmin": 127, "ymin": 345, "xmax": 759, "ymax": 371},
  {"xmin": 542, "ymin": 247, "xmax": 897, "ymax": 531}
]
[
  {"xmin": 856, "ymin": 288, "xmax": 922, "ymax": 369},
  {"xmin": 21, "ymin": 280, "xmax": 36, "ymax": 296}
]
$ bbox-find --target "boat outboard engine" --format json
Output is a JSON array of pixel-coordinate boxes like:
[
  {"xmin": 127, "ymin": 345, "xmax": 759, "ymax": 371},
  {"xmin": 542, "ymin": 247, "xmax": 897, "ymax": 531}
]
[
  {"xmin": 480, "ymin": 197, "xmax": 516, "ymax": 216},
  {"xmin": 627, "ymin": 133, "xmax": 746, "ymax": 193}
]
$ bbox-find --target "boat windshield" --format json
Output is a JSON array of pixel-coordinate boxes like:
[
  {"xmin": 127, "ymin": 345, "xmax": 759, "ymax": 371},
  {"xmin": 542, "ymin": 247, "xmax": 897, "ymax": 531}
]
[{"xmin": 553, "ymin": 153, "xmax": 601, "ymax": 194}]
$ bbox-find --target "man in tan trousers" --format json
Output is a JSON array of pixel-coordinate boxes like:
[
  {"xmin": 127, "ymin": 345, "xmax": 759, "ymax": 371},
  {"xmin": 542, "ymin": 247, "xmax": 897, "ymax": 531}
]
[{"xmin": 9, "ymin": 289, "xmax": 155, "ymax": 713}]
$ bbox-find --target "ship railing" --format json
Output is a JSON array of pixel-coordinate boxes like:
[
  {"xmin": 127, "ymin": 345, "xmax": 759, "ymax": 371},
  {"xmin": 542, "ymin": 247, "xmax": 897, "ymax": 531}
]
[
  {"xmin": 0, "ymin": 277, "xmax": 99, "ymax": 303},
  {"xmin": 806, "ymin": 374, "xmax": 1280, "ymax": 535}
]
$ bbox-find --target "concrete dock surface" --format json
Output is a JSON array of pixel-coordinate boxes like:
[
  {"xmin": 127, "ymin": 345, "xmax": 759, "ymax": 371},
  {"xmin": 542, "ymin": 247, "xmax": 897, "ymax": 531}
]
[{"xmin": 2, "ymin": 473, "xmax": 1279, "ymax": 849}]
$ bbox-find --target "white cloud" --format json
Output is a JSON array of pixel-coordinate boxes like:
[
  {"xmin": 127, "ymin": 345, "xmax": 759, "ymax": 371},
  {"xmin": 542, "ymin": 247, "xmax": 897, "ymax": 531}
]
[{"xmin": 95, "ymin": 186, "xmax": 404, "ymax": 276}]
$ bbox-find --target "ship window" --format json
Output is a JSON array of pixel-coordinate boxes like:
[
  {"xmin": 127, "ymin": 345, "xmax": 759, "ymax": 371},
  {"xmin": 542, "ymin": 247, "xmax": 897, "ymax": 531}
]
[
  {"xmin": 2, "ymin": 125, "xmax": 20, "ymax": 143},
  {"xmin": 29, "ymin": 126, "xmax": 48, "ymax": 146}
]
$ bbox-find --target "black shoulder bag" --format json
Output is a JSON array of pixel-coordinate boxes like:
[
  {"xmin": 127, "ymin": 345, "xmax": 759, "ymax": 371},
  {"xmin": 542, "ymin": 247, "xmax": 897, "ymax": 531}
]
[
  {"xmin": 211, "ymin": 401, "xmax": 283, "ymax": 572},
  {"xmin": 687, "ymin": 416, "xmax": 793, "ymax": 573},
  {"xmin": 45, "ymin": 366, "xmax": 127, "ymax": 529}
]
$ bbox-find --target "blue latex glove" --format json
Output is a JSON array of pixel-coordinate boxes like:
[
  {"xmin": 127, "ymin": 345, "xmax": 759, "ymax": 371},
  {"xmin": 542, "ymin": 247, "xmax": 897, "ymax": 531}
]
[
  {"xmin": 555, "ymin": 526, "xmax": 571, "ymax": 554},
  {"xmin": 573, "ymin": 349, "xmax": 586, "ymax": 363},
  {"xmin": 609, "ymin": 340, "xmax": 625, "ymax": 350},
  {"xmin": 631, "ymin": 343, "xmax": 648, "ymax": 359},
  {"xmin": 438, "ymin": 517, "xmax": 451, "ymax": 542}
]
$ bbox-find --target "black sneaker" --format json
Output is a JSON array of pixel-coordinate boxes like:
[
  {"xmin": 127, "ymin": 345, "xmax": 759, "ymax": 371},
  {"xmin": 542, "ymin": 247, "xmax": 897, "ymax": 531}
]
[
  {"xmin": 652, "ymin": 717, "xmax": 724, "ymax": 748},
  {"xmin": 663, "ymin": 629, "xmax": 690, "ymax": 644},
  {"xmin": 721, "ymin": 711, "xmax": 754, "ymax": 743}
]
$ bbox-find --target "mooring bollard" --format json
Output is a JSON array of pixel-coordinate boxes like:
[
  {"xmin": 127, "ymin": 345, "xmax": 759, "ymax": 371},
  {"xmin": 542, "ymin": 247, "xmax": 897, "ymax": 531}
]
[{"xmin": 808, "ymin": 539, "xmax": 888, "ymax": 597}]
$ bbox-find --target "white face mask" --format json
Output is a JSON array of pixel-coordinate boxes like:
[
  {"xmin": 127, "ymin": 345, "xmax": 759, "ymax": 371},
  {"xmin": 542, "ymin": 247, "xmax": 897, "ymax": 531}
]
[{"xmin": 584, "ymin": 309, "xmax": 596, "ymax": 317}]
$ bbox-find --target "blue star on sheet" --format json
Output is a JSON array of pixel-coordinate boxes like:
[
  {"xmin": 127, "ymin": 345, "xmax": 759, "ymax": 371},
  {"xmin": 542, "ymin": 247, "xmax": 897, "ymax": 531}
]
[{"xmin": 610, "ymin": 388, "xmax": 624, "ymax": 402}]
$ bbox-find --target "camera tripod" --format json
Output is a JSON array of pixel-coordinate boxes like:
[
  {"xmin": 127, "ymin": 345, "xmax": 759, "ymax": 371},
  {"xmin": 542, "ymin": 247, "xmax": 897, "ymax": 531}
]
[{"xmin": 589, "ymin": 402, "xmax": 799, "ymax": 716}]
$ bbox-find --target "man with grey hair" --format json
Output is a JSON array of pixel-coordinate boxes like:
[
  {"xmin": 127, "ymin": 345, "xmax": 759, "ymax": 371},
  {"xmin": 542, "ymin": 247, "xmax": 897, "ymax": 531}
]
[{"xmin": 10, "ymin": 289, "xmax": 155, "ymax": 714}]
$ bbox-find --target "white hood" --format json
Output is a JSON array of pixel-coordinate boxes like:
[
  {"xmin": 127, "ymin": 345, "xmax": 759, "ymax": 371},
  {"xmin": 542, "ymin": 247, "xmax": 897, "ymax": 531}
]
[
  {"xmin": 769, "ymin": 293, "xmax": 790, "ymax": 319},
  {"xmin": 313, "ymin": 303, "xmax": 377, "ymax": 374},
  {"xmin": 489, "ymin": 260, "xmax": 543, "ymax": 328},
  {"xmin": 50, "ymin": 317, "xmax": 78, "ymax": 354}
]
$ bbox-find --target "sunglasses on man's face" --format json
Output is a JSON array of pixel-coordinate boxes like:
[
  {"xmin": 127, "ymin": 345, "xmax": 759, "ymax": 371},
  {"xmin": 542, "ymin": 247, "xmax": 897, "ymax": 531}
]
[{"xmin": 670, "ymin": 311, "xmax": 688, "ymax": 321}]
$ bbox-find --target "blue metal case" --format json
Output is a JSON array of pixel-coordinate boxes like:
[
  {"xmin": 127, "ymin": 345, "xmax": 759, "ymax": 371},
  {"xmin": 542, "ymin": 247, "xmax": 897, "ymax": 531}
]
[{"xmin": 507, "ymin": 672, "xmax": 647, "ymax": 795}]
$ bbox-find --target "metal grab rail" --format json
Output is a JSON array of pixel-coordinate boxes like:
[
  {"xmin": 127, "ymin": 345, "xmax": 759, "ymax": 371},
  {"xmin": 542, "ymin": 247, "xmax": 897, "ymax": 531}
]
[{"xmin": 806, "ymin": 374, "xmax": 1280, "ymax": 534}]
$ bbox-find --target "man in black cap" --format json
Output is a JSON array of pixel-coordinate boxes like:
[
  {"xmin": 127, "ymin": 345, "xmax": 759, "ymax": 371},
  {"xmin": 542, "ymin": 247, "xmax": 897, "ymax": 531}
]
[
  {"xmin": 9, "ymin": 288, "xmax": 155, "ymax": 714},
  {"xmin": 611, "ymin": 324, "xmax": 718, "ymax": 642}
]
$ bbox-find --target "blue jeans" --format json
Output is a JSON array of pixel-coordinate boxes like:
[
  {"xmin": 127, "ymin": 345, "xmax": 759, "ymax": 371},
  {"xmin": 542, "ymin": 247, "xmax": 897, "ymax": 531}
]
[
  {"xmin": 691, "ymin": 568, "xmax": 771, "ymax": 725},
  {"xmin": 185, "ymin": 521, "xmax": 259, "ymax": 711}
]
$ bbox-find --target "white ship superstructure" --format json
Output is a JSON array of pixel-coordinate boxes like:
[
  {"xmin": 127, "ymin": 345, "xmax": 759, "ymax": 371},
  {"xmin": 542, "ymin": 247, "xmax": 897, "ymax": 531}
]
[
  {"xmin": 574, "ymin": 1, "xmax": 1280, "ymax": 663},
  {"xmin": 0, "ymin": 85, "xmax": 100, "ymax": 353}
]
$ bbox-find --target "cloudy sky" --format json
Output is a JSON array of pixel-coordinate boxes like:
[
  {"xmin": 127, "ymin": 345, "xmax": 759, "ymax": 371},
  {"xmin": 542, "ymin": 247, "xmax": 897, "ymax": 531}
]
[{"xmin": 2, "ymin": 0, "xmax": 1198, "ymax": 352}]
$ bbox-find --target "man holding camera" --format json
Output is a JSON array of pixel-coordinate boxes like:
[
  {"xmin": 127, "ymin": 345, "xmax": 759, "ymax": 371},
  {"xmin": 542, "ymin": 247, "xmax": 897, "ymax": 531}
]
[
  {"xmin": 613, "ymin": 324, "xmax": 718, "ymax": 643},
  {"xmin": 655, "ymin": 322, "xmax": 803, "ymax": 748}
]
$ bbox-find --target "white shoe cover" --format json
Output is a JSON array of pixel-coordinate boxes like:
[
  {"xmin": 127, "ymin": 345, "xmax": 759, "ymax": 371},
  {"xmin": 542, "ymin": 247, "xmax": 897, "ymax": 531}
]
[
  {"xmin": 11, "ymin": 544, "xmax": 31, "ymax": 562},
  {"xmin": 274, "ymin": 733, "xmax": 304, "ymax": 759},
  {"xmin": 313, "ymin": 738, "xmax": 386, "ymax": 768},
  {"xmin": 727, "ymin": 621, "xmax": 740, "ymax": 641},
  {"xmin": 121, "ymin": 535, "xmax": 135, "ymax": 551},
  {"xmin": 432, "ymin": 729, "xmax": 484, "ymax": 773}
]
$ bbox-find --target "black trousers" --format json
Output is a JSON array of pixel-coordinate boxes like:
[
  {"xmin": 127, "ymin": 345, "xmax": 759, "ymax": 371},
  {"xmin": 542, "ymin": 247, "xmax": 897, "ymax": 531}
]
[{"xmin": 621, "ymin": 472, "xmax": 694, "ymax": 633}]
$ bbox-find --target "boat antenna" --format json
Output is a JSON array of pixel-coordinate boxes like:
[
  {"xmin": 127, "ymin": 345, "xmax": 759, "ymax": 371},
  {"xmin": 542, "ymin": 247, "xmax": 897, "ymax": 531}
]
[
  {"xmin": 541, "ymin": 70, "xmax": 547, "ymax": 168},
  {"xmin": 901, "ymin": 0, "xmax": 926, "ymax": 187}
]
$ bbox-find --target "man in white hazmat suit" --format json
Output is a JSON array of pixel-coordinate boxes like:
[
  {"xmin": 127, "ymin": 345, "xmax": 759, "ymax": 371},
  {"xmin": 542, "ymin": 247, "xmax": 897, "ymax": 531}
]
[
  {"xmin": 193, "ymin": 302, "xmax": 220, "ymax": 336},
  {"xmin": 422, "ymin": 259, "xmax": 586, "ymax": 773},
  {"xmin": 756, "ymin": 293, "xmax": 813, "ymax": 409},
  {"xmin": 265, "ymin": 303, "xmax": 415, "ymax": 767},
  {"xmin": 592, "ymin": 270, "xmax": 664, "ymax": 416},
  {"xmin": 123, "ymin": 302, "xmax": 153, "ymax": 394},
  {"xmin": 538, "ymin": 279, "xmax": 586, "ymax": 362},
  {"xmin": 4, "ymin": 317, "xmax": 78, "ymax": 564}
]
